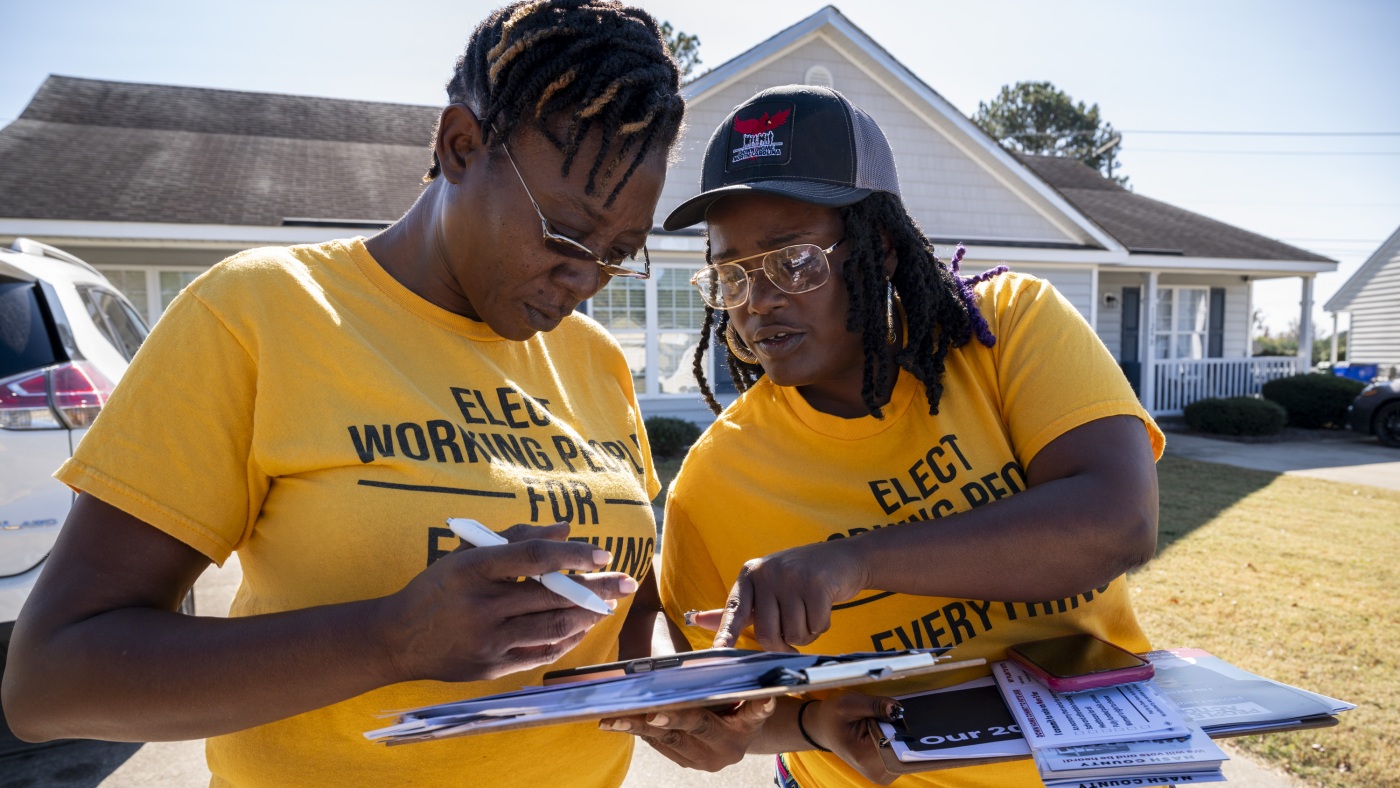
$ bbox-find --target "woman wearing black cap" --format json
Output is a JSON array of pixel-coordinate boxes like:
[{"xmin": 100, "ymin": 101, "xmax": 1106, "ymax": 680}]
[
  {"xmin": 3, "ymin": 3, "xmax": 686, "ymax": 785},
  {"xmin": 599, "ymin": 85, "xmax": 1163, "ymax": 787}
]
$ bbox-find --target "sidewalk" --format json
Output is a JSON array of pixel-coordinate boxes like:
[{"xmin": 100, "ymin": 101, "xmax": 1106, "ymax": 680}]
[{"xmin": 1163, "ymin": 429, "xmax": 1400, "ymax": 491}]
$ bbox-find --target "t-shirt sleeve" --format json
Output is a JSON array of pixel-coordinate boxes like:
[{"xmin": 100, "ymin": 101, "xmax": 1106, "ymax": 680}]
[
  {"xmin": 54, "ymin": 289, "xmax": 264, "ymax": 565},
  {"xmin": 658, "ymin": 493, "xmax": 736, "ymax": 653},
  {"xmin": 988, "ymin": 275, "xmax": 1165, "ymax": 468}
]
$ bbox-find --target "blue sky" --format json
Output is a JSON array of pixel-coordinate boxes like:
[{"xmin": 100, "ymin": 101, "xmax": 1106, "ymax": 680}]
[{"xmin": 2, "ymin": 0, "xmax": 1396, "ymax": 337}]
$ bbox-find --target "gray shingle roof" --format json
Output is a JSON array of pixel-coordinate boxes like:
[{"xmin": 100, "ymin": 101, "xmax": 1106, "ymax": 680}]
[
  {"xmin": 0, "ymin": 76, "xmax": 436, "ymax": 226},
  {"xmin": 1015, "ymin": 154, "xmax": 1333, "ymax": 263}
]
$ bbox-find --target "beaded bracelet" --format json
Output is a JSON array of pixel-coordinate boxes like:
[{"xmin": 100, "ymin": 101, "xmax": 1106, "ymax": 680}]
[{"xmin": 796, "ymin": 699, "xmax": 831, "ymax": 752}]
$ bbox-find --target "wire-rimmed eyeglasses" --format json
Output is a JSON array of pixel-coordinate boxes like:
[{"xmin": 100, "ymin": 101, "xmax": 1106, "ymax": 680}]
[
  {"xmin": 689, "ymin": 239, "xmax": 842, "ymax": 309},
  {"xmin": 499, "ymin": 141, "xmax": 650, "ymax": 279}
]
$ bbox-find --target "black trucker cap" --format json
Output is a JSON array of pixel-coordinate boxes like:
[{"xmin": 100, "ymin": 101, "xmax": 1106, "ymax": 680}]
[{"xmin": 663, "ymin": 84, "xmax": 901, "ymax": 231}]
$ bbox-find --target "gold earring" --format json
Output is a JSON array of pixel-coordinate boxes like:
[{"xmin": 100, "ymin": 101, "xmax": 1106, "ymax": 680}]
[
  {"xmin": 886, "ymin": 281, "xmax": 907, "ymax": 346},
  {"xmin": 725, "ymin": 324, "xmax": 760, "ymax": 365},
  {"xmin": 886, "ymin": 280, "xmax": 896, "ymax": 345}
]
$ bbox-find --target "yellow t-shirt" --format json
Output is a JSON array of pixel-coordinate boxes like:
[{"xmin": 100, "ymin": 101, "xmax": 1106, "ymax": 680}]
[
  {"xmin": 56, "ymin": 237, "xmax": 659, "ymax": 787},
  {"xmin": 659, "ymin": 273, "xmax": 1165, "ymax": 788}
]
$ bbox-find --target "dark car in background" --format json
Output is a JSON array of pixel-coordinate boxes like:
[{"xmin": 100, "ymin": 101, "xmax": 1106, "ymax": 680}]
[{"xmin": 1347, "ymin": 379, "xmax": 1400, "ymax": 448}]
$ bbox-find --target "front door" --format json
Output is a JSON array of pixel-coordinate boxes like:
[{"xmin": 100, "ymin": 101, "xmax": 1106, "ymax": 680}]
[{"xmin": 1120, "ymin": 287, "xmax": 1141, "ymax": 394}]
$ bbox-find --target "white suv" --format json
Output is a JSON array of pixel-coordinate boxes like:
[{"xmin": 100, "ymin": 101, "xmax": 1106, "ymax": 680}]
[{"xmin": 0, "ymin": 238, "xmax": 173, "ymax": 636}]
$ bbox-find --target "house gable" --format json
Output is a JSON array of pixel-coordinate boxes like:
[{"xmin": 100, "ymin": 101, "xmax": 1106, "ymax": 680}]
[{"xmin": 660, "ymin": 7, "xmax": 1117, "ymax": 252}]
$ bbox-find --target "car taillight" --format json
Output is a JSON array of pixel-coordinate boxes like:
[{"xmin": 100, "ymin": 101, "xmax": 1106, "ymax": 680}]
[{"xmin": 0, "ymin": 361, "xmax": 115, "ymax": 430}]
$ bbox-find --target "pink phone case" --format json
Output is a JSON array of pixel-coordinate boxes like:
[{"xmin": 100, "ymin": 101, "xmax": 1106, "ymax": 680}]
[{"xmin": 1008, "ymin": 642, "xmax": 1154, "ymax": 693}]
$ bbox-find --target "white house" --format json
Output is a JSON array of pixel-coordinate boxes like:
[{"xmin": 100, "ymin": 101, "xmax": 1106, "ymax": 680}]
[
  {"xmin": 0, "ymin": 6, "xmax": 1334, "ymax": 421},
  {"xmin": 1324, "ymin": 223, "xmax": 1400, "ymax": 378}
]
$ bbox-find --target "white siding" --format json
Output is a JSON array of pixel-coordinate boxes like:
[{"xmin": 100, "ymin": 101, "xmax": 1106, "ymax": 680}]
[
  {"xmin": 1097, "ymin": 272, "xmax": 1144, "ymax": 359},
  {"xmin": 662, "ymin": 38, "xmax": 1076, "ymax": 245},
  {"xmin": 1003, "ymin": 264, "xmax": 1094, "ymax": 321},
  {"xmin": 1347, "ymin": 246, "xmax": 1400, "ymax": 367}
]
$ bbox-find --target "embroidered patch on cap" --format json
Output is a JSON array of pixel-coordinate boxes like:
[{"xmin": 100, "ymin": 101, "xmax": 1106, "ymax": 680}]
[{"xmin": 726, "ymin": 101, "xmax": 795, "ymax": 171}]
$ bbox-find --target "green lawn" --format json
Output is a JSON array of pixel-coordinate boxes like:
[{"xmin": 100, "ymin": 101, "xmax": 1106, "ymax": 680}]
[{"xmin": 653, "ymin": 452, "xmax": 1400, "ymax": 786}]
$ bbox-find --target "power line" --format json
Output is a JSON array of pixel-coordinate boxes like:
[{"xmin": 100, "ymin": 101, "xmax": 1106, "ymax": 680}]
[
  {"xmin": 1123, "ymin": 130, "xmax": 1400, "ymax": 137},
  {"xmin": 1129, "ymin": 149, "xmax": 1400, "ymax": 156}
]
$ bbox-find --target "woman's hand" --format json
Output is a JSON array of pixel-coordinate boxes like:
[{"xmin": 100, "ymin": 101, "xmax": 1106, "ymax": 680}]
[
  {"xmin": 383, "ymin": 522, "xmax": 638, "ymax": 683},
  {"xmin": 598, "ymin": 699, "xmax": 777, "ymax": 771},
  {"xmin": 803, "ymin": 693, "xmax": 902, "ymax": 786},
  {"xmin": 709, "ymin": 542, "xmax": 869, "ymax": 651}
]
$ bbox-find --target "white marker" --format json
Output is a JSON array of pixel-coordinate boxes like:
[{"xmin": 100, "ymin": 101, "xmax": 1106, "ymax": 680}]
[{"xmin": 446, "ymin": 518, "xmax": 614, "ymax": 616}]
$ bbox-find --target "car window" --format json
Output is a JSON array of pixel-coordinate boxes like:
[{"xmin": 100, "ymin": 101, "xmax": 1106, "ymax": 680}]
[
  {"xmin": 0, "ymin": 280, "xmax": 60, "ymax": 378},
  {"xmin": 79, "ymin": 286, "xmax": 149, "ymax": 361}
]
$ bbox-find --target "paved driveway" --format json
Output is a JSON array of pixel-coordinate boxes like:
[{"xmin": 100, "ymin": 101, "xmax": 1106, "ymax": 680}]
[{"xmin": 1163, "ymin": 430, "xmax": 1400, "ymax": 491}]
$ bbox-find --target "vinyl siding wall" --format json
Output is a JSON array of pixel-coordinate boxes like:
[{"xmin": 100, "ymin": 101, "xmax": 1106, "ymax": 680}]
[
  {"xmin": 662, "ymin": 38, "xmax": 1075, "ymax": 245},
  {"xmin": 1345, "ymin": 247, "xmax": 1400, "ymax": 367}
]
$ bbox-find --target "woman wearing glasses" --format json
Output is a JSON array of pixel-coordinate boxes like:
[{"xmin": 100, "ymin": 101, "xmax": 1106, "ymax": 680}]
[
  {"xmin": 4, "ymin": 2, "xmax": 685, "ymax": 786},
  {"xmin": 600, "ymin": 85, "xmax": 1164, "ymax": 787}
]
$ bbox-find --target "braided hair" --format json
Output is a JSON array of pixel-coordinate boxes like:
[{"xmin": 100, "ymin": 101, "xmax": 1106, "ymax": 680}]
[
  {"xmin": 691, "ymin": 192, "xmax": 1007, "ymax": 418},
  {"xmin": 424, "ymin": 0, "xmax": 686, "ymax": 206}
]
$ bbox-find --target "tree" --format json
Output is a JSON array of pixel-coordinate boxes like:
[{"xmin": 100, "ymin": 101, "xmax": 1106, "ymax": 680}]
[
  {"xmin": 659, "ymin": 22, "xmax": 701, "ymax": 80},
  {"xmin": 973, "ymin": 81, "xmax": 1127, "ymax": 185}
]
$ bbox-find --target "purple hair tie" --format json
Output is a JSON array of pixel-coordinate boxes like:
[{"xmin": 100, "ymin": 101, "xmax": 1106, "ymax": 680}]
[{"xmin": 944, "ymin": 243, "xmax": 1007, "ymax": 348}]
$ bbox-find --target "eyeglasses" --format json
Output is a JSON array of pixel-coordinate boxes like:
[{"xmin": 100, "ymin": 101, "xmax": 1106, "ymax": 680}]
[
  {"xmin": 689, "ymin": 239, "xmax": 842, "ymax": 309},
  {"xmin": 499, "ymin": 141, "xmax": 650, "ymax": 279}
]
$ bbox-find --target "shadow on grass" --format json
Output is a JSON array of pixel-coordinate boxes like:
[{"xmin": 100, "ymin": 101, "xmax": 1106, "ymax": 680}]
[{"xmin": 1155, "ymin": 454, "xmax": 1281, "ymax": 554}]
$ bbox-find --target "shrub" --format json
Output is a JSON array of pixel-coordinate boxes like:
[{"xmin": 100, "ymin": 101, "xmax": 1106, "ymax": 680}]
[
  {"xmin": 1260, "ymin": 373, "xmax": 1365, "ymax": 429},
  {"xmin": 1183, "ymin": 397, "xmax": 1287, "ymax": 437},
  {"xmin": 644, "ymin": 416, "xmax": 701, "ymax": 458}
]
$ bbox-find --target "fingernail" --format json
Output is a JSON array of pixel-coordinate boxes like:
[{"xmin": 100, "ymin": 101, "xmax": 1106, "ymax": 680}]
[
  {"xmin": 601, "ymin": 719, "xmax": 630, "ymax": 732},
  {"xmin": 889, "ymin": 703, "xmax": 905, "ymax": 724},
  {"xmin": 683, "ymin": 610, "xmax": 699, "ymax": 627},
  {"xmin": 648, "ymin": 713, "xmax": 669, "ymax": 726},
  {"xmin": 607, "ymin": 598, "xmax": 618, "ymax": 610},
  {"xmin": 593, "ymin": 550, "xmax": 612, "ymax": 565},
  {"xmin": 619, "ymin": 576, "xmax": 638, "ymax": 594},
  {"xmin": 763, "ymin": 698, "xmax": 776, "ymax": 712}
]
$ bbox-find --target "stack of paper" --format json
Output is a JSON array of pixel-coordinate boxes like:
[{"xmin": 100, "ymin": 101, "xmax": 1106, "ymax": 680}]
[
  {"xmin": 990, "ymin": 660, "xmax": 1191, "ymax": 747},
  {"xmin": 877, "ymin": 671, "xmax": 1226, "ymax": 785},
  {"xmin": 877, "ymin": 678, "xmax": 1031, "ymax": 763},
  {"xmin": 1146, "ymin": 648, "xmax": 1355, "ymax": 735},
  {"xmin": 877, "ymin": 649, "xmax": 1355, "ymax": 784},
  {"xmin": 1030, "ymin": 727, "xmax": 1227, "ymax": 786}
]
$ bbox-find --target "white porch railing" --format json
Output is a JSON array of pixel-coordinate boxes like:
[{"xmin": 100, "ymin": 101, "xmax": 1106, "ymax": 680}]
[{"xmin": 1149, "ymin": 357, "xmax": 1303, "ymax": 416}]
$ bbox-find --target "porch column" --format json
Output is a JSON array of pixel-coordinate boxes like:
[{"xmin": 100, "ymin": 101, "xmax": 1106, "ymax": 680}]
[
  {"xmin": 1142, "ymin": 272, "xmax": 1159, "ymax": 413},
  {"xmin": 1298, "ymin": 276, "xmax": 1314, "ymax": 372},
  {"xmin": 1330, "ymin": 312, "xmax": 1340, "ymax": 366}
]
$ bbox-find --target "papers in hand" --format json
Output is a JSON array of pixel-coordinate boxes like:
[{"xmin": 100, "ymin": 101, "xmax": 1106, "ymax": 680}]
[
  {"xmin": 991, "ymin": 660, "xmax": 1191, "ymax": 749},
  {"xmin": 1145, "ymin": 648, "xmax": 1354, "ymax": 734},
  {"xmin": 366, "ymin": 648, "xmax": 974, "ymax": 745},
  {"xmin": 877, "ymin": 678, "xmax": 1031, "ymax": 762}
]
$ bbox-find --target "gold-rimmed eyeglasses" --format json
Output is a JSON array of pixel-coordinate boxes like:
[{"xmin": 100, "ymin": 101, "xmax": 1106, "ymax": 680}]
[
  {"xmin": 499, "ymin": 141, "xmax": 650, "ymax": 279},
  {"xmin": 689, "ymin": 239, "xmax": 842, "ymax": 309}
]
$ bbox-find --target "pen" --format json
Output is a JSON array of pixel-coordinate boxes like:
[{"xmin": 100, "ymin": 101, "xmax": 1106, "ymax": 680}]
[{"xmin": 446, "ymin": 518, "xmax": 614, "ymax": 616}]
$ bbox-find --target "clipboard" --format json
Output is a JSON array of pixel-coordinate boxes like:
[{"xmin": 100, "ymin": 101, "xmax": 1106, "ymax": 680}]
[
  {"xmin": 366, "ymin": 649, "xmax": 986, "ymax": 745},
  {"xmin": 870, "ymin": 715, "xmax": 1341, "ymax": 775}
]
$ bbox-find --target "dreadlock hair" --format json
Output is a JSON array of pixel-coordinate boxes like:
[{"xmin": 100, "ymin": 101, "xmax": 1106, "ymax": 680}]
[
  {"xmin": 691, "ymin": 191, "xmax": 1009, "ymax": 418},
  {"xmin": 423, "ymin": 0, "xmax": 686, "ymax": 207}
]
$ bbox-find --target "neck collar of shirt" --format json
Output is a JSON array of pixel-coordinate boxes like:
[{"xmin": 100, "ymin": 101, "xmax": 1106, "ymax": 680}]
[
  {"xmin": 776, "ymin": 368, "xmax": 919, "ymax": 440},
  {"xmin": 348, "ymin": 237, "xmax": 507, "ymax": 342}
]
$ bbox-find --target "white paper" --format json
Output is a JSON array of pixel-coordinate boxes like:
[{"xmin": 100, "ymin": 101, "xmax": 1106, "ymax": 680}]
[{"xmin": 991, "ymin": 660, "xmax": 1190, "ymax": 749}]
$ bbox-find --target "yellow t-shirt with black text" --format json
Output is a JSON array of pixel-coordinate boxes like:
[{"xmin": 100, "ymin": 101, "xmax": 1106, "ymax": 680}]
[
  {"xmin": 57, "ymin": 237, "xmax": 659, "ymax": 787},
  {"xmin": 659, "ymin": 273, "xmax": 1164, "ymax": 788}
]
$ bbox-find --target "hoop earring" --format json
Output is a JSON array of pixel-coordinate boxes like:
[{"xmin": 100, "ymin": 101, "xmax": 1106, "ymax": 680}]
[
  {"xmin": 725, "ymin": 324, "xmax": 760, "ymax": 365},
  {"xmin": 886, "ymin": 280, "xmax": 907, "ymax": 346}
]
